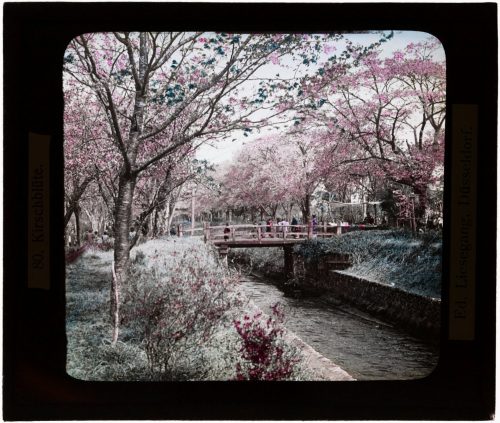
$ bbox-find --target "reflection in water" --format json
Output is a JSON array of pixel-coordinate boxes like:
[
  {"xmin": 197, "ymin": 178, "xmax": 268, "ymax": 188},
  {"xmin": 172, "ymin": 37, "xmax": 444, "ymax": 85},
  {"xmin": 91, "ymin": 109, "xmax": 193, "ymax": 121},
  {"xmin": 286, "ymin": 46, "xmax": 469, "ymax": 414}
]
[{"xmin": 239, "ymin": 275, "xmax": 439, "ymax": 381}]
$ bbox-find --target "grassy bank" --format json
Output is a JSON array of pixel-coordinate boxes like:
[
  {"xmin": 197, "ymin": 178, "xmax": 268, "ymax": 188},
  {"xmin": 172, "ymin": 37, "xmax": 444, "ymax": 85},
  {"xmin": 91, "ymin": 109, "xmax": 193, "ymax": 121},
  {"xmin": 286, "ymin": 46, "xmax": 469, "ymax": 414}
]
[
  {"xmin": 229, "ymin": 230, "xmax": 442, "ymax": 299},
  {"xmin": 66, "ymin": 237, "xmax": 313, "ymax": 381},
  {"xmin": 295, "ymin": 229, "xmax": 442, "ymax": 298}
]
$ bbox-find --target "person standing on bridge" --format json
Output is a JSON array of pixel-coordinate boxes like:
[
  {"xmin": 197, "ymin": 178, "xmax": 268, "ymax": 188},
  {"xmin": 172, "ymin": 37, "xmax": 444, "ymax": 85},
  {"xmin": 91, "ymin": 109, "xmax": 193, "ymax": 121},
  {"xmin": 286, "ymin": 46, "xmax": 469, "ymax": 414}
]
[
  {"xmin": 224, "ymin": 223, "xmax": 231, "ymax": 241},
  {"xmin": 277, "ymin": 218, "xmax": 284, "ymax": 234},
  {"xmin": 266, "ymin": 218, "xmax": 275, "ymax": 238},
  {"xmin": 312, "ymin": 215, "xmax": 318, "ymax": 233},
  {"xmin": 279, "ymin": 218, "xmax": 289, "ymax": 238},
  {"xmin": 258, "ymin": 220, "xmax": 266, "ymax": 239}
]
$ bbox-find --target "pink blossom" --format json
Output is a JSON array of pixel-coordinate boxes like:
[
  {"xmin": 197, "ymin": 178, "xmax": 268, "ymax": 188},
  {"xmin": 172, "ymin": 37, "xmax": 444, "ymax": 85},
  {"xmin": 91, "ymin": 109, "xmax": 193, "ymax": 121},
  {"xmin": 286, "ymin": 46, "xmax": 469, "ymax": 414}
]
[
  {"xmin": 269, "ymin": 52, "xmax": 280, "ymax": 65},
  {"xmin": 323, "ymin": 44, "xmax": 336, "ymax": 54},
  {"xmin": 393, "ymin": 51, "xmax": 404, "ymax": 61}
]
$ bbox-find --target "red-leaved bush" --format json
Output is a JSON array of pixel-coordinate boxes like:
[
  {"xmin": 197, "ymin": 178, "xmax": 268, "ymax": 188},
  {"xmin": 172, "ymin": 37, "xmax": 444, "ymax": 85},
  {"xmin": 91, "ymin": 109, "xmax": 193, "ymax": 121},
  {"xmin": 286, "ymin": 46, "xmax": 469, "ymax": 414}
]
[{"xmin": 234, "ymin": 303, "xmax": 300, "ymax": 381}]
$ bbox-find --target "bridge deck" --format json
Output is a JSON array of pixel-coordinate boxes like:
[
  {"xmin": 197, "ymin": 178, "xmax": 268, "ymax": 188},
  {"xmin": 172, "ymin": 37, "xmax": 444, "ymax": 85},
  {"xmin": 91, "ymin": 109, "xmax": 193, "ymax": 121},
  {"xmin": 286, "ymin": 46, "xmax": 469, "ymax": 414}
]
[
  {"xmin": 212, "ymin": 238, "xmax": 304, "ymax": 248},
  {"xmin": 177, "ymin": 223, "xmax": 378, "ymax": 248}
]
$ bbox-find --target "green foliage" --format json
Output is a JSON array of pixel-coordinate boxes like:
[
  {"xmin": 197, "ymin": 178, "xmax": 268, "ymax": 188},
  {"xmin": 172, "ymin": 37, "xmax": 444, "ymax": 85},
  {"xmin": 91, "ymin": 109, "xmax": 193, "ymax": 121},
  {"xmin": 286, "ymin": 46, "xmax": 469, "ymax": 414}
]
[
  {"xmin": 66, "ymin": 250, "xmax": 150, "ymax": 381},
  {"xmin": 66, "ymin": 242, "xmax": 219, "ymax": 380},
  {"xmin": 295, "ymin": 230, "xmax": 442, "ymax": 298},
  {"xmin": 66, "ymin": 239, "xmax": 309, "ymax": 381},
  {"xmin": 229, "ymin": 247, "xmax": 284, "ymax": 276}
]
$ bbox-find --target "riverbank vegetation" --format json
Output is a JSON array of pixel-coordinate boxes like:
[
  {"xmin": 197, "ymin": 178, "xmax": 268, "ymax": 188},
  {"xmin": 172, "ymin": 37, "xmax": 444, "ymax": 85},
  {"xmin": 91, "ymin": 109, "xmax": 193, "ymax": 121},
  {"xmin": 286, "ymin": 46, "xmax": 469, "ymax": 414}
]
[
  {"xmin": 66, "ymin": 238, "xmax": 311, "ymax": 381},
  {"xmin": 296, "ymin": 229, "xmax": 442, "ymax": 298},
  {"xmin": 230, "ymin": 230, "xmax": 442, "ymax": 299},
  {"xmin": 229, "ymin": 247, "xmax": 284, "ymax": 276}
]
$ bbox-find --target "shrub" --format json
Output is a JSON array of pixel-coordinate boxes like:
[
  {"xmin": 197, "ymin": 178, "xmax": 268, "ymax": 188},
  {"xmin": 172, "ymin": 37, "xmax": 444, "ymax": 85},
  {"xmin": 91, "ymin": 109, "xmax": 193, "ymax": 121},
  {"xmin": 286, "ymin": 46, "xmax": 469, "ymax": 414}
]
[
  {"xmin": 67, "ymin": 238, "xmax": 308, "ymax": 381},
  {"xmin": 121, "ymin": 239, "xmax": 242, "ymax": 380},
  {"xmin": 233, "ymin": 303, "xmax": 300, "ymax": 381},
  {"xmin": 229, "ymin": 247, "xmax": 284, "ymax": 275}
]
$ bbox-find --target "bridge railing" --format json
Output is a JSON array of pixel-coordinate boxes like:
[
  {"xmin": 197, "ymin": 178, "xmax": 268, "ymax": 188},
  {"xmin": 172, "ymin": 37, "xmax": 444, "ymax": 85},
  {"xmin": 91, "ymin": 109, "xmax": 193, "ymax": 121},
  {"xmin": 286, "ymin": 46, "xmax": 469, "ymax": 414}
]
[
  {"xmin": 177, "ymin": 222, "xmax": 346, "ymax": 242},
  {"xmin": 176, "ymin": 226, "xmax": 204, "ymax": 237},
  {"xmin": 177, "ymin": 222, "xmax": 379, "ymax": 241}
]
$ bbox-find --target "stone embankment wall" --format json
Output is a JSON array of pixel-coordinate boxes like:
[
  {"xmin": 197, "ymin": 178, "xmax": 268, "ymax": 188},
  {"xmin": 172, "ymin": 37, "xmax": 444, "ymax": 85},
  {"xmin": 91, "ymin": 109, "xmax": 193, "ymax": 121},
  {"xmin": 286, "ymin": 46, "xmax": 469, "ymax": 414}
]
[{"xmin": 292, "ymin": 253, "xmax": 441, "ymax": 339}]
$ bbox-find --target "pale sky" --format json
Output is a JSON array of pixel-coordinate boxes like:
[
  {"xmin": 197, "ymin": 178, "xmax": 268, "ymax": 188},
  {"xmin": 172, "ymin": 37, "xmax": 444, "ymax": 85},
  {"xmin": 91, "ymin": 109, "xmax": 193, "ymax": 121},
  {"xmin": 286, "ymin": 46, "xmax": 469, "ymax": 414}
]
[{"xmin": 196, "ymin": 30, "xmax": 445, "ymax": 166}]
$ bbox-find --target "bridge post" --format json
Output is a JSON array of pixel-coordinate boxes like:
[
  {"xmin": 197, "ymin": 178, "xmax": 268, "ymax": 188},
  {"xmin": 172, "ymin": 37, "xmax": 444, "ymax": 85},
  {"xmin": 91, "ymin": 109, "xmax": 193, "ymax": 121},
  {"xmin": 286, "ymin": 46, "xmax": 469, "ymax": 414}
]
[
  {"xmin": 257, "ymin": 226, "xmax": 262, "ymax": 243},
  {"xmin": 177, "ymin": 224, "xmax": 183, "ymax": 237},
  {"xmin": 203, "ymin": 222, "xmax": 210, "ymax": 243},
  {"xmin": 307, "ymin": 221, "xmax": 312, "ymax": 239},
  {"xmin": 283, "ymin": 245, "xmax": 294, "ymax": 279},
  {"xmin": 219, "ymin": 245, "xmax": 229, "ymax": 266}
]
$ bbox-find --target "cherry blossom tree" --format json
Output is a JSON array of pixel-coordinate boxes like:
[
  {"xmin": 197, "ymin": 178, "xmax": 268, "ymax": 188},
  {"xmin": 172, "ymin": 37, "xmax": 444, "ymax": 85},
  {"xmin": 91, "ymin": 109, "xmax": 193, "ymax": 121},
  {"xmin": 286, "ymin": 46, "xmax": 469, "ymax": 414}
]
[
  {"xmin": 64, "ymin": 31, "xmax": 342, "ymax": 343},
  {"xmin": 216, "ymin": 132, "xmax": 330, "ymax": 222},
  {"xmin": 64, "ymin": 86, "xmax": 111, "ymax": 243},
  {"xmin": 295, "ymin": 36, "xmax": 445, "ymax": 219},
  {"xmin": 63, "ymin": 30, "xmax": 430, "ymax": 343}
]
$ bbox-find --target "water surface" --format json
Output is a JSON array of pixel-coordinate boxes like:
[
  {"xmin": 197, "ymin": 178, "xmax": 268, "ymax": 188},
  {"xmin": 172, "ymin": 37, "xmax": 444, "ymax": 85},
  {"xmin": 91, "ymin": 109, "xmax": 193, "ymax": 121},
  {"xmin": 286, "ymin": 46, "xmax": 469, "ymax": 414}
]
[{"xmin": 239, "ymin": 274, "xmax": 439, "ymax": 380}]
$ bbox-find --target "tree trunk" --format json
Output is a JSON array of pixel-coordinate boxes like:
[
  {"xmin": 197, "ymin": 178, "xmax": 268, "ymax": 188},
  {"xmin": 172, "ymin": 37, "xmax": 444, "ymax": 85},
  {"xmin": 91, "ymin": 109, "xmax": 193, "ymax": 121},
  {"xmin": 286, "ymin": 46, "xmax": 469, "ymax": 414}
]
[
  {"xmin": 153, "ymin": 207, "xmax": 160, "ymax": 237},
  {"xmin": 413, "ymin": 184, "xmax": 428, "ymax": 223},
  {"xmin": 301, "ymin": 194, "xmax": 311, "ymax": 222},
  {"xmin": 147, "ymin": 212, "xmax": 153, "ymax": 238},
  {"xmin": 286, "ymin": 203, "xmax": 293, "ymax": 222},
  {"xmin": 271, "ymin": 205, "xmax": 278, "ymax": 220},
  {"xmin": 75, "ymin": 206, "xmax": 81, "ymax": 247},
  {"xmin": 64, "ymin": 203, "xmax": 75, "ymax": 230},
  {"xmin": 191, "ymin": 188, "xmax": 196, "ymax": 232},
  {"xmin": 162, "ymin": 199, "xmax": 170, "ymax": 234},
  {"xmin": 111, "ymin": 172, "xmax": 137, "ymax": 345},
  {"xmin": 63, "ymin": 175, "xmax": 94, "ymax": 230},
  {"xmin": 84, "ymin": 208, "xmax": 98, "ymax": 233},
  {"xmin": 167, "ymin": 194, "xmax": 180, "ymax": 230}
]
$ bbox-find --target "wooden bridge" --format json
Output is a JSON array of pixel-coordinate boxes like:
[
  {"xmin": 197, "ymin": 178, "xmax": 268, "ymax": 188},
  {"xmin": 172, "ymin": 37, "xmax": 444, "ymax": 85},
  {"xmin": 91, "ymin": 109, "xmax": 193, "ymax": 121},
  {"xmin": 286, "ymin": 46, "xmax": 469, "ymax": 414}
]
[
  {"xmin": 176, "ymin": 222, "xmax": 347, "ymax": 277},
  {"xmin": 174, "ymin": 222, "xmax": 369, "ymax": 278},
  {"xmin": 177, "ymin": 222, "xmax": 343, "ymax": 246}
]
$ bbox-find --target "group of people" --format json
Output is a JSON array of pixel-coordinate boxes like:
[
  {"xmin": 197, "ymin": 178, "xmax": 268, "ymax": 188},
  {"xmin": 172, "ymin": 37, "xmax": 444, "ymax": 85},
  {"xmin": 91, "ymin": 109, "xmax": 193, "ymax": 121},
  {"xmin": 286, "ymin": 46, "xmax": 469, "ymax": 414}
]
[
  {"xmin": 87, "ymin": 229, "xmax": 111, "ymax": 244},
  {"xmin": 253, "ymin": 215, "xmax": 317, "ymax": 238},
  {"xmin": 222, "ymin": 218, "xmax": 303, "ymax": 241},
  {"xmin": 65, "ymin": 228, "xmax": 112, "ymax": 249},
  {"xmin": 222, "ymin": 213, "xmax": 371, "ymax": 241},
  {"xmin": 259, "ymin": 218, "xmax": 292, "ymax": 237},
  {"xmin": 80, "ymin": 229, "xmax": 112, "ymax": 244}
]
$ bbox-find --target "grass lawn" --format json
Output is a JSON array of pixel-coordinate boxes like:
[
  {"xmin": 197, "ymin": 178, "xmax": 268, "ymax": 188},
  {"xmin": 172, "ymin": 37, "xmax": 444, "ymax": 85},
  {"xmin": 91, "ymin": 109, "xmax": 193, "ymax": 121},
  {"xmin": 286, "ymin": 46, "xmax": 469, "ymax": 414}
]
[{"xmin": 66, "ymin": 237, "xmax": 312, "ymax": 381}]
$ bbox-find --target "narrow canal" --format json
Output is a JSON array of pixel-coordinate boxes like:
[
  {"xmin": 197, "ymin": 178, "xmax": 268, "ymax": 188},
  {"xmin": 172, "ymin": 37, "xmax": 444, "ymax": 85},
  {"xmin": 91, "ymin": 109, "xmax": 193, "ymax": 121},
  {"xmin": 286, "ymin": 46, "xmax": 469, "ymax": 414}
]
[{"xmin": 238, "ymin": 274, "xmax": 439, "ymax": 381}]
